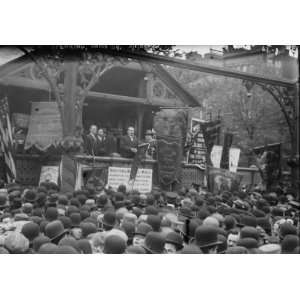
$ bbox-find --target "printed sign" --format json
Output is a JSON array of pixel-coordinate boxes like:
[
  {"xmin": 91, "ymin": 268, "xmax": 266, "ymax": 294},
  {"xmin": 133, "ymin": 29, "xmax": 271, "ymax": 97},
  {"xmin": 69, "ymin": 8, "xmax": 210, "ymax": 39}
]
[
  {"xmin": 107, "ymin": 167, "xmax": 152, "ymax": 193},
  {"xmin": 39, "ymin": 166, "xmax": 59, "ymax": 184},
  {"xmin": 229, "ymin": 148, "xmax": 241, "ymax": 173},
  {"xmin": 210, "ymin": 145, "xmax": 223, "ymax": 168}
]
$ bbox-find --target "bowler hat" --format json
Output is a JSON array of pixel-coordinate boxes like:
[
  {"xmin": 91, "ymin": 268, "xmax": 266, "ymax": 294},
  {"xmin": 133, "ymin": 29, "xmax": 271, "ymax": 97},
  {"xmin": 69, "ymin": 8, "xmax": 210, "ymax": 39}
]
[
  {"xmin": 101, "ymin": 211, "xmax": 117, "ymax": 229},
  {"xmin": 259, "ymin": 243, "xmax": 281, "ymax": 254},
  {"xmin": 146, "ymin": 215, "xmax": 161, "ymax": 232},
  {"xmin": 135, "ymin": 222, "xmax": 153, "ymax": 237},
  {"xmin": 38, "ymin": 243, "xmax": 58, "ymax": 254},
  {"xmin": 104, "ymin": 235, "xmax": 126, "ymax": 254},
  {"xmin": 23, "ymin": 190, "xmax": 37, "ymax": 203},
  {"xmin": 194, "ymin": 225, "xmax": 222, "ymax": 248},
  {"xmin": 80, "ymin": 222, "xmax": 97, "ymax": 238},
  {"xmin": 279, "ymin": 222, "xmax": 297, "ymax": 239},
  {"xmin": 58, "ymin": 216, "xmax": 72, "ymax": 229},
  {"xmin": 77, "ymin": 239, "xmax": 92, "ymax": 254},
  {"xmin": 32, "ymin": 235, "xmax": 51, "ymax": 252},
  {"xmin": 21, "ymin": 222, "xmax": 40, "ymax": 242},
  {"xmin": 203, "ymin": 216, "xmax": 219, "ymax": 228},
  {"xmin": 237, "ymin": 238, "xmax": 259, "ymax": 250},
  {"xmin": 70, "ymin": 213, "xmax": 82, "ymax": 228},
  {"xmin": 58, "ymin": 236, "xmax": 80, "ymax": 252},
  {"xmin": 240, "ymin": 226, "xmax": 260, "ymax": 241},
  {"xmin": 281, "ymin": 235, "xmax": 299, "ymax": 253},
  {"xmin": 45, "ymin": 220, "xmax": 68, "ymax": 242},
  {"xmin": 165, "ymin": 231, "xmax": 183, "ymax": 250},
  {"xmin": 45, "ymin": 207, "xmax": 58, "ymax": 222},
  {"xmin": 143, "ymin": 232, "xmax": 165, "ymax": 254},
  {"xmin": 224, "ymin": 215, "xmax": 236, "ymax": 231},
  {"xmin": 121, "ymin": 221, "xmax": 135, "ymax": 239}
]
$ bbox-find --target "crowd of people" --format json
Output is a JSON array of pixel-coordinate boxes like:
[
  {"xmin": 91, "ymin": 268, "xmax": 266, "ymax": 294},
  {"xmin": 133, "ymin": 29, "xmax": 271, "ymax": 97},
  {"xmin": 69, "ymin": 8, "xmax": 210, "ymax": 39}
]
[
  {"xmin": 84, "ymin": 125, "xmax": 156, "ymax": 159},
  {"xmin": 0, "ymin": 178, "xmax": 299, "ymax": 254}
]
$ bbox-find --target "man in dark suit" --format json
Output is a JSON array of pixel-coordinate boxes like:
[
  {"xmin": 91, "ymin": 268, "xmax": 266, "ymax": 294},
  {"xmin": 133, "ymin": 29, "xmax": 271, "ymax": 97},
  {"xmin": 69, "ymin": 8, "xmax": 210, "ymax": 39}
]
[
  {"xmin": 96, "ymin": 128, "xmax": 107, "ymax": 156},
  {"xmin": 120, "ymin": 126, "xmax": 138, "ymax": 158},
  {"xmin": 85, "ymin": 124, "xmax": 98, "ymax": 156}
]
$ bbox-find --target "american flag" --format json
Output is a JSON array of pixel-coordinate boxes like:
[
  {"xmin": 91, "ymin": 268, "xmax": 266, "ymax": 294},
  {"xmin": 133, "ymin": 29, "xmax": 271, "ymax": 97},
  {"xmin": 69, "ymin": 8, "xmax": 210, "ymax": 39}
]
[{"xmin": 0, "ymin": 96, "xmax": 16, "ymax": 182}]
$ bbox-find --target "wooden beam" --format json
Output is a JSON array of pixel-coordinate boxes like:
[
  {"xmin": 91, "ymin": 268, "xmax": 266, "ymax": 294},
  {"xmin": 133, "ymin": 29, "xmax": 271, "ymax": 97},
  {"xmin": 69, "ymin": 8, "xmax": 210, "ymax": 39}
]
[
  {"xmin": 0, "ymin": 54, "xmax": 30, "ymax": 79},
  {"xmin": 97, "ymin": 49, "xmax": 297, "ymax": 88}
]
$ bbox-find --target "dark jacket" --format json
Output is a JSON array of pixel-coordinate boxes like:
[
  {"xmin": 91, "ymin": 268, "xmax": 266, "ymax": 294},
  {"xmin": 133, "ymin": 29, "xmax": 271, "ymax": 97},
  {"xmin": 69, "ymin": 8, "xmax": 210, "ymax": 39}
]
[
  {"xmin": 120, "ymin": 135, "xmax": 138, "ymax": 158},
  {"xmin": 96, "ymin": 136, "xmax": 108, "ymax": 156},
  {"xmin": 85, "ymin": 133, "xmax": 97, "ymax": 155}
]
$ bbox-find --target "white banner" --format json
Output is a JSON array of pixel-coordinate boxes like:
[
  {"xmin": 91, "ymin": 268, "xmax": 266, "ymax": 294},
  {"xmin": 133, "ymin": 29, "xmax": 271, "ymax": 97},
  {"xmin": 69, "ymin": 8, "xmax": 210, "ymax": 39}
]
[
  {"xmin": 229, "ymin": 147, "xmax": 241, "ymax": 173},
  {"xmin": 39, "ymin": 166, "xmax": 59, "ymax": 184},
  {"xmin": 210, "ymin": 145, "xmax": 223, "ymax": 168},
  {"xmin": 107, "ymin": 167, "xmax": 152, "ymax": 194}
]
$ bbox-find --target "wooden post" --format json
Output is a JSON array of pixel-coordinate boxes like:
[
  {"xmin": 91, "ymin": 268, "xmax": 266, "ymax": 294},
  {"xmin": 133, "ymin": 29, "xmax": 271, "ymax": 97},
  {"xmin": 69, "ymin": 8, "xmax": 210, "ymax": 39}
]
[{"xmin": 60, "ymin": 59, "xmax": 80, "ymax": 193}]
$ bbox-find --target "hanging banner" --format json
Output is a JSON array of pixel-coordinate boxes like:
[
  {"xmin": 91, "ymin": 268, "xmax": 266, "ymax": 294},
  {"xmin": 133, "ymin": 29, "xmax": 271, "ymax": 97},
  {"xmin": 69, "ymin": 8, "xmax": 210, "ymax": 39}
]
[
  {"xmin": 156, "ymin": 135, "xmax": 182, "ymax": 186},
  {"xmin": 25, "ymin": 102, "xmax": 63, "ymax": 151},
  {"xmin": 39, "ymin": 166, "xmax": 59, "ymax": 185},
  {"xmin": 210, "ymin": 145, "xmax": 223, "ymax": 168},
  {"xmin": 208, "ymin": 167, "xmax": 243, "ymax": 193},
  {"xmin": 229, "ymin": 147, "xmax": 241, "ymax": 173},
  {"xmin": 220, "ymin": 132, "xmax": 234, "ymax": 170}
]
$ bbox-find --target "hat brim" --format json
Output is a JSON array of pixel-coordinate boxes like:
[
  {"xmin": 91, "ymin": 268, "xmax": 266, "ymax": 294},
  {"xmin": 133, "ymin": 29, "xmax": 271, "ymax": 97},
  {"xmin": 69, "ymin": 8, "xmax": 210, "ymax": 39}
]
[
  {"xmin": 197, "ymin": 240, "xmax": 223, "ymax": 249},
  {"xmin": 50, "ymin": 229, "xmax": 69, "ymax": 242},
  {"xmin": 141, "ymin": 245, "xmax": 163, "ymax": 254}
]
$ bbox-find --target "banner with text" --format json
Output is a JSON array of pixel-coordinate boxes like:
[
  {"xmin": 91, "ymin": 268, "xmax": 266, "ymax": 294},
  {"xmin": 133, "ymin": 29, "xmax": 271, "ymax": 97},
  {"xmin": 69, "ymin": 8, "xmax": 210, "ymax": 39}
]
[{"xmin": 108, "ymin": 167, "xmax": 152, "ymax": 194}]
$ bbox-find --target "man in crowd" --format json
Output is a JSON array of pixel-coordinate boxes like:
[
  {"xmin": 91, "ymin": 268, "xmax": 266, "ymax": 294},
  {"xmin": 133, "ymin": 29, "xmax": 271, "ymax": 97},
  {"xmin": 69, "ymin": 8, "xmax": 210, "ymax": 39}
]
[{"xmin": 120, "ymin": 126, "xmax": 138, "ymax": 158}]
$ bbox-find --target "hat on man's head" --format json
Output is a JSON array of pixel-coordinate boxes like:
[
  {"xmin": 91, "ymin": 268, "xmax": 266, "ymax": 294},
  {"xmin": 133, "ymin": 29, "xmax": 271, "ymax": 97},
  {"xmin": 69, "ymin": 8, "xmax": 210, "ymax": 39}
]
[
  {"xmin": 240, "ymin": 226, "xmax": 260, "ymax": 241},
  {"xmin": 203, "ymin": 216, "xmax": 219, "ymax": 228},
  {"xmin": 80, "ymin": 222, "xmax": 97, "ymax": 238},
  {"xmin": 104, "ymin": 235, "xmax": 126, "ymax": 254},
  {"xmin": 101, "ymin": 211, "xmax": 117, "ymax": 229},
  {"xmin": 45, "ymin": 207, "xmax": 58, "ymax": 222},
  {"xmin": 279, "ymin": 222, "xmax": 297, "ymax": 239},
  {"xmin": 281, "ymin": 235, "xmax": 299, "ymax": 254},
  {"xmin": 32, "ymin": 235, "xmax": 51, "ymax": 252},
  {"xmin": 146, "ymin": 215, "xmax": 161, "ymax": 232},
  {"xmin": 165, "ymin": 231, "xmax": 183, "ymax": 250},
  {"xmin": 58, "ymin": 236, "xmax": 80, "ymax": 252},
  {"xmin": 23, "ymin": 190, "xmax": 38, "ymax": 203},
  {"xmin": 143, "ymin": 232, "xmax": 165, "ymax": 254},
  {"xmin": 121, "ymin": 221, "xmax": 135, "ymax": 239},
  {"xmin": 237, "ymin": 238, "xmax": 259, "ymax": 250},
  {"xmin": 58, "ymin": 216, "xmax": 72, "ymax": 229},
  {"xmin": 77, "ymin": 239, "xmax": 92, "ymax": 254},
  {"xmin": 135, "ymin": 222, "xmax": 153, "ymax": 237},
  {"xmin": 45, "ymin": 220, "xmax": 68, "ymax": 242},
  {"xmin": 38, "ymin": 243, "xmax": 58, "ymax": 254},
  {"xmin": 21, "ymin": 222, "xmax": 40, "ymax": 242},
  {"xmin": 194, "ymin": 225, "xmax": 222, "ymax": 249},
  {"xmin": 70, "ymin": 213, "xmax": 82, "ymax": 228}
]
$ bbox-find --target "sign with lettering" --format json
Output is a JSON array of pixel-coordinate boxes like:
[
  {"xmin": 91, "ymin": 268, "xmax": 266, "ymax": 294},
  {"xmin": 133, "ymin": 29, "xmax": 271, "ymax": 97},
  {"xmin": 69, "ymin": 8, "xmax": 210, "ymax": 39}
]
[
  {"xmin": 39, "ymin": 166, "xmax": 59, "ymax": 184},
  {"xmin": 25, "ymin": 102, "xmax": 63, "ymax": 151},
  {"xmin": 107, "ymin": 167, "xmax": 152, "ymax": 193},
  {"xmin": 229, "ymin": 148, "xmax": 241, "ymax": 173}
]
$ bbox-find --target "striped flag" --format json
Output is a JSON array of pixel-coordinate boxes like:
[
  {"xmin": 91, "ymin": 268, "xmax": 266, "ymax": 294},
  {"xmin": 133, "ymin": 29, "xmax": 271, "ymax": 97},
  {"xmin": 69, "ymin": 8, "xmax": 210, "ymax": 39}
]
[{"xmin": 0, "ymin": 96, "xmax": 16, "ymax": 182}]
